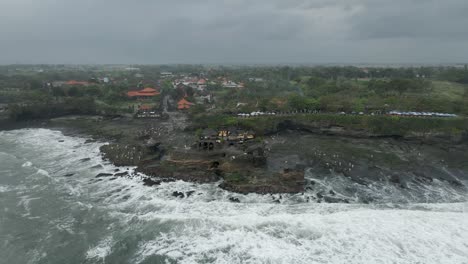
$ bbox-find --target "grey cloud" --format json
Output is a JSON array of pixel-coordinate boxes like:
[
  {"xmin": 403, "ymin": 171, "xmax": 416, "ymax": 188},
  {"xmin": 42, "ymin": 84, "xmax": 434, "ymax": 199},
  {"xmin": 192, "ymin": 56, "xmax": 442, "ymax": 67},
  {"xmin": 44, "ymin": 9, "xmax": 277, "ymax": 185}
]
[
  {"xmin": 351, "ymin": 0, "xmax": 468, "ymax": 40},
  {"xmin": 0, "ymin": 0, "xmax": 467, "ymax": 64}
]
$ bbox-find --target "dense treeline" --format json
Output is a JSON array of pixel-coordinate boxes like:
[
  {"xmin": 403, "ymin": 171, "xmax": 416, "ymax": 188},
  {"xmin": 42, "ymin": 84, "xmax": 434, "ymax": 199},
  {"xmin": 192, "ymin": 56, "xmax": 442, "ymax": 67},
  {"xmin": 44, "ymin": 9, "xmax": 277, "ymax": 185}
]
[
  {"xmin": 8, "ymin": 97, "xmax": 97, "ymax": 121},
  {"xmin": 213, "ymin": 75, "xmax": 468, "ymax": 115},
  {"xmin": 191, "ymin": 113, "xmax": 468, "ymax": 140},
  {"xmin": 1, "ymin": 64, "xmax": 467, "ymax": 121}
]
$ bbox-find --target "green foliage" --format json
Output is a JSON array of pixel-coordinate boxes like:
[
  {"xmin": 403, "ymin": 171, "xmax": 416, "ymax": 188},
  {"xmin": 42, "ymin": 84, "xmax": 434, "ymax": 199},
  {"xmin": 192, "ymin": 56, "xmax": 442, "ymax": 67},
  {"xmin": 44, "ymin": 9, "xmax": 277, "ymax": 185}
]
[
  {"xmin": 8, "ymin": 97, "xmax": 97, "ymax": 121},
  {"xmin": 189, "ymin": 104, "xmax": 206, "ymax": 116},
  {"xmin": 191, "ymin": 114, "xmax": 238, "ymax": 129},
  {"xmin": 237, "ymin": 115, "xmax": 468, "ymax": 137},
  {"xmin": 67, "ymin": 86, "xmax": 83, "ymax": 97},
  {"xmin": 52, "ymin": 86, "xmax": 65, "ymax": 97},
  {"xmin": 195, "ymin": 128, "xmax": 203, "ymax": 138},
  {"xmin": 84, "ymin": 85, "xmax": 103, "ymax": 97},
  {"xmin": 288, "ymin": 94, "xmax": 319, "ymax": 110}
]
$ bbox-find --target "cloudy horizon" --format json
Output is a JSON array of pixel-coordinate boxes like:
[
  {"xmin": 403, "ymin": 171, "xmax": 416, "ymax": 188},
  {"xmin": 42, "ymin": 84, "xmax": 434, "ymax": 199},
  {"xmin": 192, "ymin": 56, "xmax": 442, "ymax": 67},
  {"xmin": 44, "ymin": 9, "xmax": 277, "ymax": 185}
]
[{"xmin": 1, "ymin": 0, "xmax": 467, "ymax": 64}]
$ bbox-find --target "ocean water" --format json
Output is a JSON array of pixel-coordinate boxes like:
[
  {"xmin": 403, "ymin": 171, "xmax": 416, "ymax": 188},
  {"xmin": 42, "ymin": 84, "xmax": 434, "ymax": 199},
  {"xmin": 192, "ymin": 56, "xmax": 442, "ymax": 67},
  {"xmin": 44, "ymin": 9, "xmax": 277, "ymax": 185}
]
[{"xmin": 0, "ymin": 128, "xmax": 467, "ymax": 264}]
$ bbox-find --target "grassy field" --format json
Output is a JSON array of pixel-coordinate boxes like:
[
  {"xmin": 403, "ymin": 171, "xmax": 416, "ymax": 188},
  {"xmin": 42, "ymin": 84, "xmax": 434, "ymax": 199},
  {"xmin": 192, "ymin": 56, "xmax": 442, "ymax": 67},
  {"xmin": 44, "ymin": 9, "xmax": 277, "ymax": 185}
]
[{"xmin": 430, "ymin": 81, "xmax": 468, "ymax": 100}]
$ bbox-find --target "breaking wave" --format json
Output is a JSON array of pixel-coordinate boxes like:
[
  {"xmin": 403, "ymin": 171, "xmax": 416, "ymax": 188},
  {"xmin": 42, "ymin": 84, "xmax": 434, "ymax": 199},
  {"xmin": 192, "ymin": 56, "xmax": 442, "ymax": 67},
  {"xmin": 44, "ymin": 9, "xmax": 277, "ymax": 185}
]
[{"xmin": 0, "ymin": 128, "xmax": 467, "ymax": 264}]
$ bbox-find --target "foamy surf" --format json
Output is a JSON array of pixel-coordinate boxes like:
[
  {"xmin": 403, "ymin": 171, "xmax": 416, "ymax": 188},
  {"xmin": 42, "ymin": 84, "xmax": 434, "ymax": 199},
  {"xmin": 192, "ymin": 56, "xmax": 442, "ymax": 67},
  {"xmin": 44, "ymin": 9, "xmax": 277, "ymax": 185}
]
[{"xmin": 0, "ymin": 128, "xmax": 467, "ymax": 264}]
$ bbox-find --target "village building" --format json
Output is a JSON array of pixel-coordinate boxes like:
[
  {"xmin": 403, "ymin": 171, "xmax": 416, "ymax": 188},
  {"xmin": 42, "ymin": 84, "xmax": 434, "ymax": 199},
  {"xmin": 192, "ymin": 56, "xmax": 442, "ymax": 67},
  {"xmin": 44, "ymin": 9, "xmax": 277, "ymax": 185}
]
[
  {"xmin": 127, "ymin": 87, "xmax": 160, "ymax": 99},
  {"xmin": 248, "ymin": 78, "xmax": 264, "ymax": 82},
  {"xmin": 177, "ymin": 98, "xmax": 194, "ymax": 110},
  {"xmin": 197, "ymin": 78, "xmax": 207, "ymax": 90},
  {"xmin": 222, "ymin": 80, "xmax": 244, "ymax": 88},
  {"xmin": 200, "ymin": 129, "xmax": 218, "ymax": 140},
  {"xmin": 160, "ymin": 72, "xmax": 173, "ymax": 78},
  {"xmin": 197, "ymin": 129, "xmax": 218, "ymax": 150},
  {"xmin": 195, "ymin": 94, "xmax": 212, "ymax": 104},
  {"xmin": 64, "ymin": 80, "xmax": 90, "ymax": 86},
  {"xmin": 194, "ymin": 90, "xmax": 213, "ymax": 104},
  {"xmin": 197, "ymin": 127, "xmax": 256, "ymax": 151},
  {"xmin": 218, "ymin": 127, "xmax": 255, "ymax": 142}
]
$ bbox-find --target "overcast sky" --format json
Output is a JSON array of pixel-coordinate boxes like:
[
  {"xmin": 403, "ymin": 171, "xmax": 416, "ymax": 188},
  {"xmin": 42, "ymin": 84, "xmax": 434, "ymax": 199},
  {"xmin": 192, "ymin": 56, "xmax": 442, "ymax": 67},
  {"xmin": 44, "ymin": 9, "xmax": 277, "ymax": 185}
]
[{"xmin": 1, "ymin": 0, "xmax": 467, "ymax": 64}]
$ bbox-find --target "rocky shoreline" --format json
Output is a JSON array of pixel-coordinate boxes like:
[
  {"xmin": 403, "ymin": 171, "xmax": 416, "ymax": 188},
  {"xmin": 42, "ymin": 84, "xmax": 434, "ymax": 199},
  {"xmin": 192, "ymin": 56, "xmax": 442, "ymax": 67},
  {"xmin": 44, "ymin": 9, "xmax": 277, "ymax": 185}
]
[{"xmin": 1, "ymin": 114, "xmax": 467, "ymax": 198}]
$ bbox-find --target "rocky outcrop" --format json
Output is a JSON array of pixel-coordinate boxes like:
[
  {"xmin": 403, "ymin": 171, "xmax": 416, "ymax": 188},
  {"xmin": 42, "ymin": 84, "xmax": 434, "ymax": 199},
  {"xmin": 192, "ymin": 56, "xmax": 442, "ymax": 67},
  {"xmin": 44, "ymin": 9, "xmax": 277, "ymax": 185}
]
[
  {"xmin": 219, "ymin": 169, "xmax": 305, "ymax": 194},
  {"xmin": 275, "ymin": 119, "xmax": 467, "ymax": 144},
  {"xmin": 137, "ymin": 159, "xmax": 221, "ymax": 183}
]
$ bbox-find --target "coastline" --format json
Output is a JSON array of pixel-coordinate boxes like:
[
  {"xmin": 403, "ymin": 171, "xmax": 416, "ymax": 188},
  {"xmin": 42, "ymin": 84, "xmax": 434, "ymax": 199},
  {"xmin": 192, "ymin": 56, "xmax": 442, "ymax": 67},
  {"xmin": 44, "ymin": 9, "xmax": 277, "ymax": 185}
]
[{"xmin": 1, "ymin": 114, "xmax": 467, "ymax": 198}]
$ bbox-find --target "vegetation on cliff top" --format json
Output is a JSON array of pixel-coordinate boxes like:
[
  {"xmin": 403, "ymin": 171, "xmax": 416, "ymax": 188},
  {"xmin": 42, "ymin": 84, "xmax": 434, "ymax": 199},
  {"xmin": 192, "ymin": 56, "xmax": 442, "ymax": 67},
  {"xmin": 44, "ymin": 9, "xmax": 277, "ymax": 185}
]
[{"xmin": 191, "ymin": 113, "xmax": 468, "ymax": 138}]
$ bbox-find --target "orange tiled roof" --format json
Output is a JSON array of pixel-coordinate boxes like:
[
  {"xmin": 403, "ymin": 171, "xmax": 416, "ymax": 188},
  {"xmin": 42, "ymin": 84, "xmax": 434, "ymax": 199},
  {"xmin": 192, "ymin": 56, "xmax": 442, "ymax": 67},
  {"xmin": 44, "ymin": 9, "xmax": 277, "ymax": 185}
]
[
  {"xmin": 66, "ymin": 80, "xmax": 89, "ymax": 85},
  {"xmin": 127, "ymin": 87, "xmax": 160, "ymax": 97},
  {"xmin": 141, "ymin": 87, "xmax": 157, "ymax": 93},
  {"xmin": 177, "ymin": 98, "xmax": 194, "ymax": 109}
]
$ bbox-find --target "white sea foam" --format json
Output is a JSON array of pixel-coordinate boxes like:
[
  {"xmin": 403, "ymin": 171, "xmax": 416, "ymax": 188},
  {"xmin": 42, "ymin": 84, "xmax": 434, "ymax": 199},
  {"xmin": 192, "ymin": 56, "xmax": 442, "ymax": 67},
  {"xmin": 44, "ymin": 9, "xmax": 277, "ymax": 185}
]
[
  {"xmin": 0, "ymin": 185, "xmax": 11, "ymax": 193},
  {"xmin": 86, "ymin": 236, "xmax": 113, "ymax": 261},
  {"xmin": 132, "ymin": 208, "xmax": 468, "ymax": 264},
  {"xmin": 2, "ymin": 128, "xmax": 468, "ymax": 264},
  {"xmin": 22, "ymin": 161, "xmax": 33, "ymax": 167},
  {"xmin": 17, "ymin": 195, "xmax": 41, "ymax": 217},
  {"xmin": 89, "ymin": 174, "xmax": 468, "ymax": 264}
]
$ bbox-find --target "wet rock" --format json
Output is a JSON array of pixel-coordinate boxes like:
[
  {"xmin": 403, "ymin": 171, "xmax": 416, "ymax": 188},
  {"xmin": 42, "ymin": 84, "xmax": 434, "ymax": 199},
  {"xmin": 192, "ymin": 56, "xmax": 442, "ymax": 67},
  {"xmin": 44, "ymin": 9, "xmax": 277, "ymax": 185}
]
[
  {"xmin": 413, "ymin": 174, "xmax": 433, "ymax": 184},
  {"xmin": 172, "ymin": 191, "xmax": 185, "ymax": 198},
  {"xmin": 162, "ymin": 178, "xmax": 176, "ymax": 183},
  {"xmin": 390, "ymin": 175, "xmax": 401, "ymax": 185},
  {"xmin": 114, "ymin": 169, "xmax": 120, "ymax": 172},
  {"xmin": 91, "ymin": 164, "xmax": 104, "ymax": 169},
  {"xmin": 450, "ymin": 180, "xmax": 463, "ymax": 187},
  {"xmin": 143, "ymin": 178, "xmax": 161, "ymax": 187},
  {"xmin": 229, "ymin": 197, "xmax": 240, "ymax": 203},
  {"xmin": 114, "ymin": 172, "xmax": 129, "ymax": 177},
  {"xmin": 323, "ymin": 196, "xmax": 349, "ymax": 203},
  {"xmin": 329, "ymin": 190, "xmax": 336, "ymax": 196},
  {"xmin": 96, "ymin": 173, "xmax": 113, "ymax": 178},
  {"xmin": 186, "ymin": 190, "xmax": 196, "ymax": 197}
]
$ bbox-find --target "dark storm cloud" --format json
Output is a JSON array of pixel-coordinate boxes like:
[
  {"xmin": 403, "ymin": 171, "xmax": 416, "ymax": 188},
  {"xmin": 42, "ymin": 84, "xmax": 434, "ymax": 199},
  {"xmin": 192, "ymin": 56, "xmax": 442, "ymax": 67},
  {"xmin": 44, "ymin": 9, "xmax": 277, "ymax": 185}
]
[{"xmin": 0, "ymin": 0, "xmax": 467, "ymax": 64}]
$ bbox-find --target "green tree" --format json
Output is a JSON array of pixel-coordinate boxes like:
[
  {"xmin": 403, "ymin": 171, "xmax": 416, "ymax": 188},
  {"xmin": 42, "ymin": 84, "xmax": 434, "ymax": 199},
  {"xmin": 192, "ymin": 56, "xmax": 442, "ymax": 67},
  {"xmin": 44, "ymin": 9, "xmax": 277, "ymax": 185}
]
[{"xmin": 68, "ymin": 86, "xmax": 83, "ymax": 97}]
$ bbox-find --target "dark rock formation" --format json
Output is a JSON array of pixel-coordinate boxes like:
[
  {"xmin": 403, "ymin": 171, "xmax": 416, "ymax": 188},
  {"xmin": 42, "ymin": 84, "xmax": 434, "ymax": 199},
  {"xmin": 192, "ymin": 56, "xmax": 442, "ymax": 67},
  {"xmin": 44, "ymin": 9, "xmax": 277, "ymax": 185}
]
[
  {"xmin": 219, "ymin": 169, "xmax": 305, "ymax": 194},
  {"xmin": 229, "ymin": 197, "xmax": 240, "ymax": 203},
  {"xmin": 114, "ymin": 172, "xmax": 129, "ymax": 177},
  {"xmin": 96, "ymin": 173, "xmax": 113, "ymax": 178},
  {"xmin": 143, "ymin": 178, "xmax": 161, "ymax": 187},
  {"xmin": 172, "ymin": 191, "xmax": 185, "ymax": 198}
]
